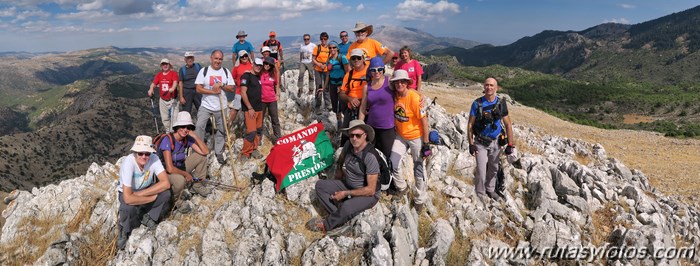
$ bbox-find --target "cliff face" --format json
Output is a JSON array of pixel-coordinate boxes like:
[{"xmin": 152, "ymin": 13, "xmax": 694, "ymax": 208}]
[{"xmin": 1, "ymin": 72, "xmax": 698, "ymax": 265}]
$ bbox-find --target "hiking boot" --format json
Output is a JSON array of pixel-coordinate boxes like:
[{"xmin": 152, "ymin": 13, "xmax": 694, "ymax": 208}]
[
  {"xmin": 305, "ymin": 217, "xmax": 325, "ymax": 232},
  {"xmin": 116, "ymin": 228, "xmax": 129, "ymax": 250},
  {"xmin": 192, "ymin": 182, "xmax": 211, "ymax": 197},
  {"xmin": 216, "ymin": 154, "xmax": 225, "ymax": 164},
  {"xmin": 141, "ymin": 214, "xmax": 157, "ymax": 231},
  {"xmin": 327, "ymin": 224, "xmax": 351, "ymax": 237},
  {"xmin": 487, "ymin": 191, "xmax": 502, "ymax": 202},
  {"xmin": 179, "ymin": 189, "xmax": 192, "ymax": 201},
  {"xmin": 251, "ymin": 150, "xmax": 263, "ymax": 159},
  {"xmin": 175, "ymin": 200, "xmax": 192, "ymax": 214}
]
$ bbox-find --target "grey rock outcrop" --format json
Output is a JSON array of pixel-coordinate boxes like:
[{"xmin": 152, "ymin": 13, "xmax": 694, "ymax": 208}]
[{"xmin": 1, "ymin": 77, "xmax": 698, "ymax": 265}]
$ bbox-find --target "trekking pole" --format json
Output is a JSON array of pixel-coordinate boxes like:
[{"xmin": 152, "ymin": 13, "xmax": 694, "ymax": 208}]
[
  {"xmin": 149, "ymin": 96, "xmax": 160, "ymax": 134},
  {"xmin": 193, "ymin": 178, "xmax": 244, "ymax": 191},
  {"xmin": 216, "ymin": 85, "xmax": 240, "ymax": 186}
]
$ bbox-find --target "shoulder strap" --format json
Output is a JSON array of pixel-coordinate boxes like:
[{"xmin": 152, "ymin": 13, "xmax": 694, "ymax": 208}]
[
  {"xmin": 202, "ymin": 66, "xmax": 229, "ymax": 81},
  {"xmin": 195, "ymin": 63, "xmax": 201, "ymax": 73},
  {"xmin": 344, "ymin": 69, "xmax": 354, "ymax": 93},
  {"xmin": 180, "ymin": 66, "xmax": 186, "ymax": 79},
  {"xmin": 167, "ymin": 133, "xmax": 175, "ymax": 152},
  {"xmin": 477, "ymin": 97, "xmax": 484, "ymax": 121},
  {"xmin": 203, "ymin": 66, "xmax": 209, "ymax": 77}
]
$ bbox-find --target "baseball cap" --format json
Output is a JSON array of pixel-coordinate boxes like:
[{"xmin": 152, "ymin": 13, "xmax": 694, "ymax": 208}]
[
  {"xmin": 238, "ymin": 50, "xmax": 248, "ymax": 57},
  {"xmin": 184, "ymin": 52, "xmax": 194, "ymax": 57},
  {"xmin": 261, "ymin": 46, "xmax": 271, "ymax": 53},
  {"xmin": 254, "ymin": 58, "xmax": 263, "ymax": 65},
  {"xmin": 269, "ymin": 31, "xmax": 276, "ymax": 37},
  {"xmin": 350, "ymin": 48, "xmax": 365, "ymax": 58},
  {"xmin": 160, "ymin": 58, "xmax": 170, "ymax": 64}
]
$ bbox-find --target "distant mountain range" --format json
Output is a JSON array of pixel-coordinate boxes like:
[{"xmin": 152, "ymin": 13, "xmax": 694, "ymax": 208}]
[{"xmin": 427, "ymin": 5, "xmax": 700, "ymax": 85}]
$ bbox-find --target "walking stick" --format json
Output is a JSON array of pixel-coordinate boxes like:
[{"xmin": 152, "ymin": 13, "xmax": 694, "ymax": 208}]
[
  {"xmin": 149, "ymin": 96, "xmax": 160, "ymax": 134},
  {"xmin": 217, "ymin": 85, "xmax": 240, "ymax": 186}
]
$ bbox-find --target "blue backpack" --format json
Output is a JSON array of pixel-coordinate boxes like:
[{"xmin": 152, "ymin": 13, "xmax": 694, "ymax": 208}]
[{"xmin": 180, "ymin": 63, "xmax": 202, "ymax": 80}]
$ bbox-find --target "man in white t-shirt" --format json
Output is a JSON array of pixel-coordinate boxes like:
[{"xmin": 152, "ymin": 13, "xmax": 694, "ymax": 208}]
[
  {"xmin": 194, "ymin": 50, "xmax": 235, "ymax": 164},
  {"xmin": 297, "ymin": 33, "xmax": 317, "ymax": 97},
  {"xmin": 117, "ymin": 135, "xmax": 172, "ymax": 250}
]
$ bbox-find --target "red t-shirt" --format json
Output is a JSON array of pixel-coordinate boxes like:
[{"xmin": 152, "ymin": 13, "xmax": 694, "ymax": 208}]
[
  {"xmin": 395, "ymin": 59, "xmax": 423, "ymax": 90},
  {"xmin": 233, "ymin": 62, "xmax": 252, "ymax": 95},
  {"xmin": 153, "ymin": 71, "xmax": 179, "ymax": 100}
]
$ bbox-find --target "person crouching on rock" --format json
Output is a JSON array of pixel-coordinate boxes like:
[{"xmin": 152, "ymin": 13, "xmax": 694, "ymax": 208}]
[
  {"xmin": 307, "ymin": 120, "xmax": 380, "ymax": 236},
  {"xmin": 117, "ymin": 135, "xmax": 172, "ymax": 250},
  {"xmin": 467, "ymin": 77, "xmax": 514, "ymax": 202},
  {"xmin": 159, "ymin": 111, "xmax": 211, "ymax": 214}
]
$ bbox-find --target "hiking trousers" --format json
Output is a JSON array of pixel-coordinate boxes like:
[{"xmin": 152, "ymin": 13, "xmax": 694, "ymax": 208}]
[
  {"xmin": 297, "ymin": 63, "xmax": 315, "ymax": 92},
  {"xmin": 390, "ymin": 135, "xmax": 427, "ymax": 204},
  {"xmin": 314, "ymin": 72, "xmax": 331, "ymax": 113},
  {"xmin": 118, "ymin": 189, "xmax": 171, "ymax": 234},
  {"xmin": 181, "ymin": 88, "xmax": 202, "ymax": 115},
  {"xmin": 242, "ymin": 111, "xmax": 263, "ymax": 157},
  {"xmin": 329, "ymin": 83, "xmax": 346, "ymax": 115},
  {"xmin": 159, "ymin": 98, "xmax": 178, "ymax": 133},
  {"xmin": 168, "ymin": 153, "xmax": 208, "ymax": 201},
  {"xmin": 315, "ymin": 179, "xmax": 378, "ymax": 230},
  {"xmin": 195, "ymin": 106, "xmax": 227, "ymax": 157},
  {"xmin": 474, "ymin": 140, "xmax": 499, "ymax": 196},
  {"xmin": 262, "ymin": 102, "xmax": 281, "ymax": 140}
]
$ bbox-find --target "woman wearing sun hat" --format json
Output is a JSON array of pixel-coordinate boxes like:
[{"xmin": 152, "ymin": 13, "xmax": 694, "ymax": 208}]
[
  {"xmin": 388, "ymin": 69, "xmax": 431, "ymax": 212},
  {"xmin": 358, "ymin": 57, "xmax": 395, "ymax": 160},
  {"xmin": 347, "ymin": 22, "xmax": 395, "ymax": 63},
  {"xmin": 158, "ymin": 111, "xmax": 210, "ymax": 213},
  {"xmin": 117, "ymin": 135, "xmax": 172, "ymax": 250}
]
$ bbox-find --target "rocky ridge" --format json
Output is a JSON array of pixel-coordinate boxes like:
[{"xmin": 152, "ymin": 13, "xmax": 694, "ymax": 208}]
[{"xmin": 1, "ymin": 71, "xmax": 698, "ymax": 265}]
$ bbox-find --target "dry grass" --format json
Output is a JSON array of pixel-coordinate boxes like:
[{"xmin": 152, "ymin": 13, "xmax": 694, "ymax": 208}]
[
  {"xmin": 590, "ymin": 202, "xmax": 632, "ymax": 246},
  {"xmin": 445, "ymin": 230, "xmax": 471, "ymax": 265},
  {"xmin": 338, "ymin": 250, "xmax": 364, "ymax": 266},
  {"xmin": 423, "ymin": 82, "xmax": 700, "ymax": 204},
  {"xmin": 417, "ymin": 215, "xmax": 432, "ymax": 248},
  {"xmin": 573, "ymin": 152, "xmax": 593, "ymax": 166},
  {"xmin": 0, "ymin": 214, "xmax": 62, "ymax": 264}
]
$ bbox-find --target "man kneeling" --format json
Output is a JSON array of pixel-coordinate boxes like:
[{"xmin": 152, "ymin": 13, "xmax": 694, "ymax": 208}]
[{"xmin": 307, "ymin": 120, "xmax": 380, "ymax": 236}]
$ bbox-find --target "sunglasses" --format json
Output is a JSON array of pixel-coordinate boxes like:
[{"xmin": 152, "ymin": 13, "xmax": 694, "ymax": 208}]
[
  {"xmin": 369, "ymin": 67, "xmax": 384, "ymax": 73},
  {"xmin": 304, "ymin": 38, "xmax": 310, "ymax": 41},
  {"xmin": 330, "ymin": 46, "xmax": 337, "ymax": 49},
  {"xmin": 356, "ymin": 29, "xmax": 367, "ymax": 33},
  {"xmin": 320, "ymin": 37, "xmax": 328, "ymax": 40},
  {"xmin": 135, "ymin": 152, "xmax": 150, "ymax": 157},
  {"xmin": 393, "ymin": 80, "xmax": 410, "ymax": 84},
  {"xmin": 340, "ymin": 35, "xmax": 348, "ymax": 38},
  {"xmin": 263, "ymin": 62, "xmax": 272, "ymax": 66},
  {"xmin": 349, "ymin": 133, "xmax": 365, "ymax": 139},
  {"xmin": 350, "ymin": 56, "xmax": 362, "ymax": 61},
  {"xmin": 241, "ymin": 55, "xmax": 249, "ymax": 58}
]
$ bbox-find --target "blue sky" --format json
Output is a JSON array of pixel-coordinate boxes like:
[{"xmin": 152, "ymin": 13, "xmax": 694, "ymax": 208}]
[{"xmin": 0, "ymin": 0, "xmax": 698, "ymax": 52}]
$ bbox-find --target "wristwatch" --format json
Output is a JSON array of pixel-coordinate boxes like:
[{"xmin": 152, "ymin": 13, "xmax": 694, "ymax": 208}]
[{"xmin": 346, "ymin": 191, "xmax": 352, "ymax": 199}]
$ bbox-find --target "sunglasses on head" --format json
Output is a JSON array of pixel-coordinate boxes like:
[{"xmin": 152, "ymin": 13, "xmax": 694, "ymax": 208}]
[
  {"xmin": 369, "ymin": 67, "xmax": 384, "ymax": 73},
  {"xmin": 350, "ymin": 56, "xmax": 362, "ymax": 61},
  {"xmin": 135, "ymin": 152, "xmax": 150, "ymax": 157},
  {"xmin": 349, "ymin": 133, "xmax": 365, "ymax": 139}
]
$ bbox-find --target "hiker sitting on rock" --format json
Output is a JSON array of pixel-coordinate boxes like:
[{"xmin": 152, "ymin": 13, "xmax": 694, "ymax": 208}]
[
  {"xmin": 467, "ymin": 77, "xmax": 514, "ymax": 202},
  {"xmin": 159, "ymin": 111, "xmax": 211, "ymax": 214},
  {"xmin": 307, "ymin": 120, "xmax": 380, "ymax": 236},
  {"xmin": 117, "ymin": 135, "xmax": 172, "ymax": 250}
]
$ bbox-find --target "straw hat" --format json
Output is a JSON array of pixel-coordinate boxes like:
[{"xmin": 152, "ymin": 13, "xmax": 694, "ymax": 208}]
[
  {"xmin": 341, "ymin": 120, "xmax": 375, "ymax": 142},
  {"xmin": 351, "ymin": 22, "xmax": 373, "ymax": 37}
]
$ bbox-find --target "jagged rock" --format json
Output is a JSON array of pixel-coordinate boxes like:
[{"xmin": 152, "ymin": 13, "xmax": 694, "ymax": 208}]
[
  {"xmin": 550, "ymin": 166, "xmax": 580, "ymax": 197},
  {"xmin": 301, "ymin": 237, "xmax": 340, "ymax": 266},
  {"xmin": 530, "ymin": 219, "xmax": 556, "ymax": 254},
  {"xmin": 370, "ymin": 231, "xmax": 392, "ymax": 266},
  {"xmin": 425, "ymin": 219, "xmax": 454, "ymax": 265}
]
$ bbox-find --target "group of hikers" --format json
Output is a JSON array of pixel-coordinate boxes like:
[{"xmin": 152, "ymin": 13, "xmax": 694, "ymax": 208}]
[{"xmin": 117, "ymin": 22, "xmax": 516, "ymax": 248}]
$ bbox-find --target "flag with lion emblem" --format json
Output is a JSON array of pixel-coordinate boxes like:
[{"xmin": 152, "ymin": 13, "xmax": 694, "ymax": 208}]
[{"xmin": 266, "ymin": 123, "xmax": 334, "ymax": 192}]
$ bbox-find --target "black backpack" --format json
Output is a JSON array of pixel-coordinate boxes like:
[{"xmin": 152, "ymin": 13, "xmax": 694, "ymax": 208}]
[
  {"xmin": 152, "ymin": 133, "xmax": 188, "ymax": 170},
  {"xmin": 472, "ymin": 96, "xmax": 508, "ymax": 139},
  {"xmin": 339, "ymin": 142, "xmax": 392, "ymax": 191}
]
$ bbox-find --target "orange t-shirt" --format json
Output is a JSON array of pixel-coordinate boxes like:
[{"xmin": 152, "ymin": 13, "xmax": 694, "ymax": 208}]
[
  {"xmin": 313, "ymin": 45, "xmax": 331, "ymax": 72},
  {"xmin": 341, "ymin": 64, "xmax": 368, "ymax": 108},
  {"xmin": 394, "ymin": 90, "xmax": 425, "ymax": 140},
  {"xmin": 346, "ymin": 38, "xmax": 386, "ymax": 60}
]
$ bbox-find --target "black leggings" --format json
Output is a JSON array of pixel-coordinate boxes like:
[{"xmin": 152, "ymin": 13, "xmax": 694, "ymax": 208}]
[{"xmin": 372, "ymin": 127, "xmax": 395, "ymax": 160}]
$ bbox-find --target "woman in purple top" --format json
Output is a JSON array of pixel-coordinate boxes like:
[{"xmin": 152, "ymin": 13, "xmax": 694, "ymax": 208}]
[{"xmin": 359, "ymin": 57, "xmax": 395, "ymax": 159}]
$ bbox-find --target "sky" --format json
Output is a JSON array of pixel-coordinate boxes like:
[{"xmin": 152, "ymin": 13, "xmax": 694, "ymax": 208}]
[{"xmin": 0, "ymin": 0, "xmax": 698, "ymax": 52}]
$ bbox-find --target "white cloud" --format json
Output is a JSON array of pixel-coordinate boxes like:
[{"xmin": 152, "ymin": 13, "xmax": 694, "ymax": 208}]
[
  {"xmin": 394, "ymin": 0, "xmax": 460, "ymax": 21},
  {"xmin": 618, "ymin": 3, "xmax": 635, "ymax": 9},
  {"xmin": 603, "ymin": 18, "xmax": 630, "ymax": 24},
  {"xmin": 0, "ymin": 7, "xmax": 17, "ymax": 17},
  {"xmin": 356, "ymin": 3, "xmax": 364, "ymax": 11},
  {"xmin": 56, "ymin": 10, "xmax": 113, "ymax": 20}
]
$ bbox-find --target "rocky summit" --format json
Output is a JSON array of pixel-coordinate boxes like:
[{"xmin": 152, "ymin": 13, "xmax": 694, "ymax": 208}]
[{"xmin": 1, "ymin": 70, "xmax": 698, "ymax": 265}]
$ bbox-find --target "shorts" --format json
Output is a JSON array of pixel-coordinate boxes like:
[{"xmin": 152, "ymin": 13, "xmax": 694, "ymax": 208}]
[{"xmin": 228, "ymin": 94, "xmax": 242, "ymax": 110}]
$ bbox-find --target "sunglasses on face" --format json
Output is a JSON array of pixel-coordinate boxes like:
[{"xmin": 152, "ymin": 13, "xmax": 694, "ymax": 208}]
[
  {"xmin": 241, "ymin": 55, "xmax": 249, "ymax": 58},
  {"xmin": 340, "ymin": 35, "xmax": 348, "ymax": 38},
  {"xmin": 304, "ymin": 38, "xmax": 310, "ymax": 41},
  {"xmin": 263, "ymin": 62, "xmax": 272, "ymax": 66},
  {"xmin": 350, "ymin": 56, "xmax": 362, "ymax": 61},
  {"xmin": 356, "ymin": 29, "xmax": 367, "ymax": 33},
  {"xmin": 349, "ymin": 133, "xmax": 365, "ymax": 139},
  {"xmin": 369, "ymin": 67, "xmax": 384, "ymax": 73},
  {"xmin": 330, "ymin": 46, "xmax": 337, "ymax": 49},
  {"xmin": 320, "ymin": 38, "xmax": 328, "ymax": 41},
  {"xmin": 394, "ymin": 80, "xmax": 409, "ymax": 84},
  {"xmin": 135, "ymin": 152, "xmax": 150, "ymax": 157}
]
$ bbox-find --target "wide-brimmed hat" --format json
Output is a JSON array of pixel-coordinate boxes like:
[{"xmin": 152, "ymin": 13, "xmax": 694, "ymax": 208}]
[
  {"xmin": 351, "ymin": 22, "xmax": 373, "ymax": 37},
  {"xmin": 236, "ymin": 30, "xmax": 247, "ymax": 38},
  {"xmin": 390, "ymin": 69, "xmax": 413, "ymax": 85},
  {"xmin": 130, "ymin": 135, "xmax": 156, "ymax": 153},
  {"xmin": 160, "ymin": 58, "xmax": 170, "ymax": 64},
  {"xmin": 341, "ymin": 120, "xmax": 375, "ymax": 142},
  {"xmin": 172, "ymin": 111, "xmax": 194, "ymax": 129}
]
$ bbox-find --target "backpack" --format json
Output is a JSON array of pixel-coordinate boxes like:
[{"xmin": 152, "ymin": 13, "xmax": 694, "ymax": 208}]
[
  {"xmin": 263, "ymin": 40, "xmax": 280, "ymax": 52},
  {"xmin": 153, "ymin": 133, "xmax": 188, "ymax": 170},
  {"xmin": 343, "ymin": 69, "xmax": 367, "ymax": 95},
  {"xmin": 180, "ymin": 63, "xmax": 202, "ymax": 81},
  {"xmin": 202, "ymin": 66, "xmax": 230, "ymax": 81},
  {"xmin": 472, "ymin": 96, "xmax": 508, "ymax": 139},
  {"xmin": 339, "ymin": 142, "xmax": 392, "ymax": 191}
]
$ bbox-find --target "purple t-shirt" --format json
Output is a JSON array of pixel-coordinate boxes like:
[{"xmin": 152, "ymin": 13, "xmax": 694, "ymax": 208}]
[
  {"xmin": 158, "ymin": 135, "xmax": 195, "ymax": 169},
  {"xmin": 366, "ymin": 78, "xmax": 395, "ymax": 129}
]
